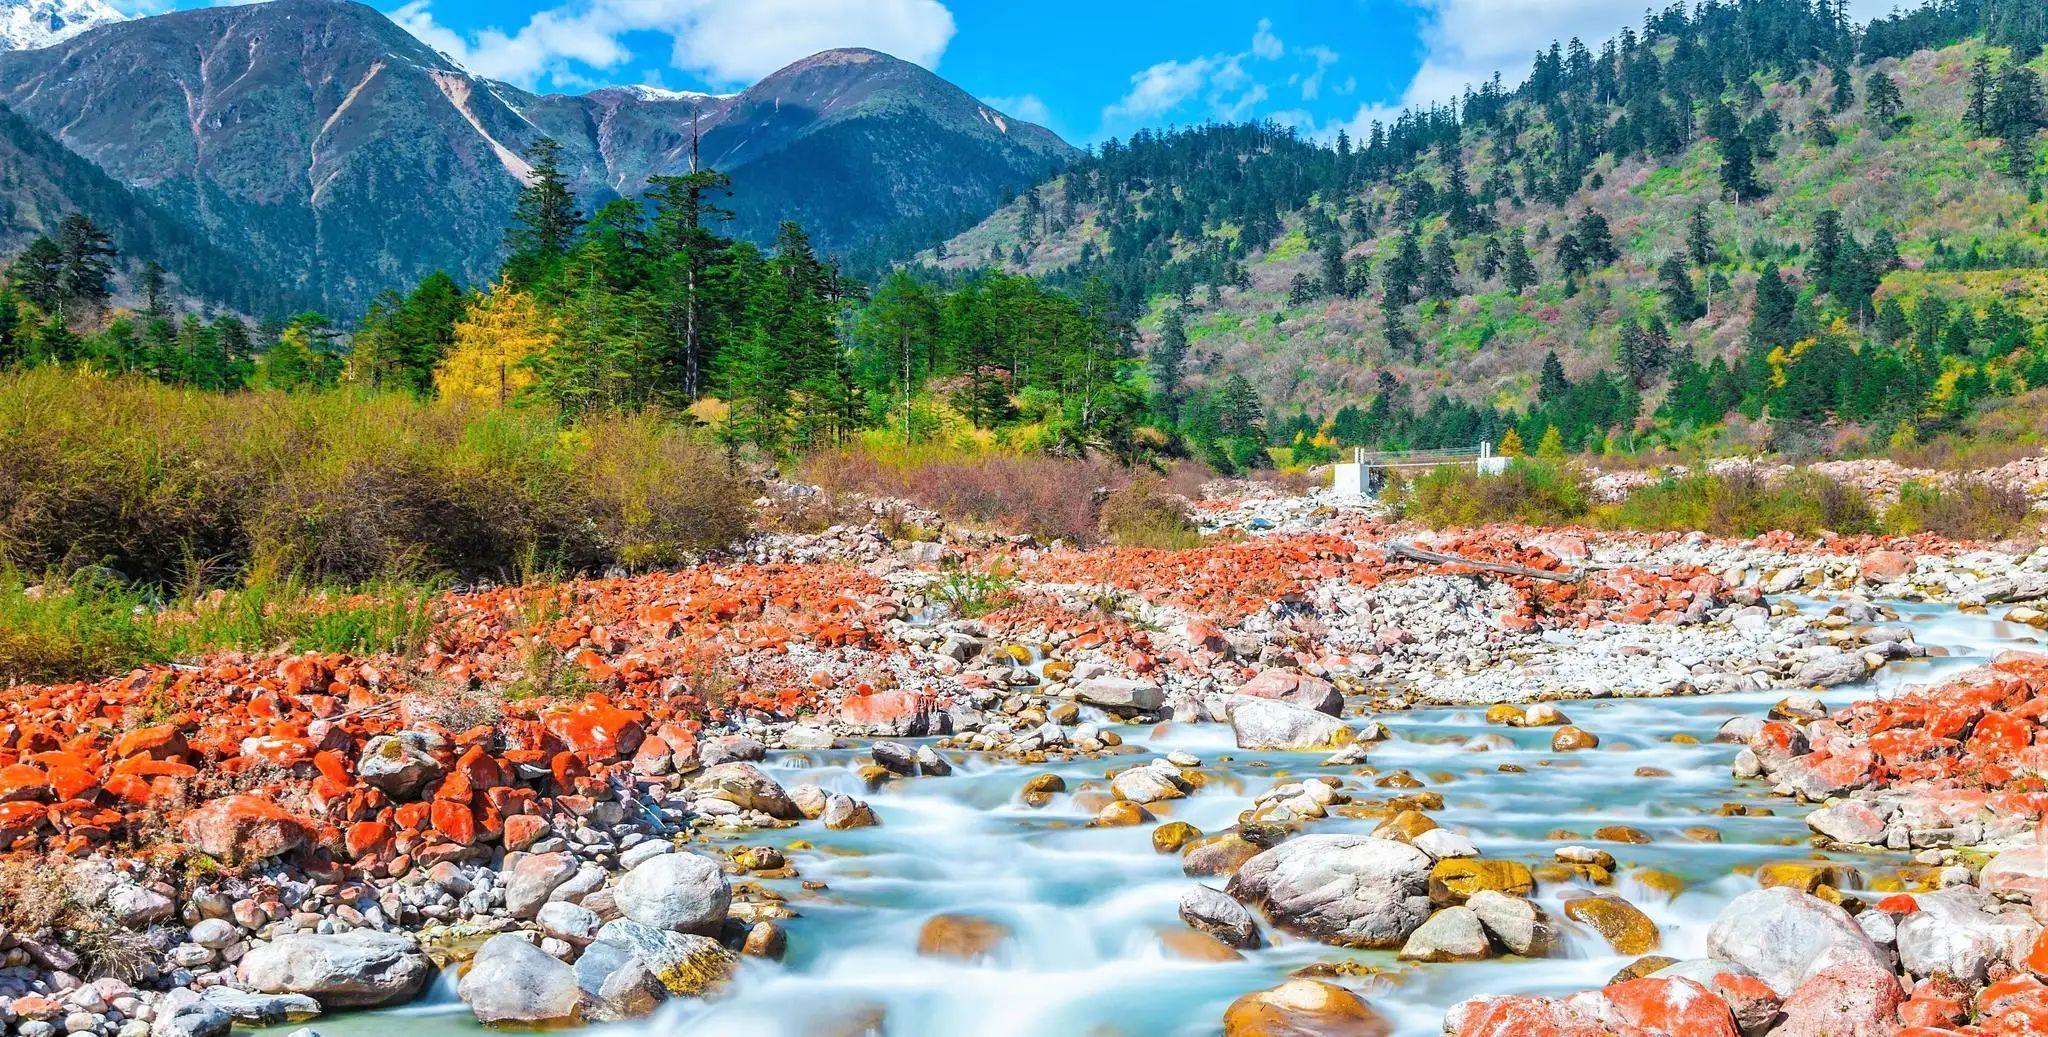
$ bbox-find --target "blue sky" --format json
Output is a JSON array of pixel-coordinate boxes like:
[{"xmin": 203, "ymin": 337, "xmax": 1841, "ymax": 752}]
[{"xmin": 134, "ymin": 0, "xmax": 1895, "ymax": 145}]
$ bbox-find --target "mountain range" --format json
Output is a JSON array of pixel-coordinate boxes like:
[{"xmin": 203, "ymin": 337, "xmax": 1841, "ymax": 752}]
[{"xmin": 0, "ymin": 0, "xmax": 1075, "ymax": 313}]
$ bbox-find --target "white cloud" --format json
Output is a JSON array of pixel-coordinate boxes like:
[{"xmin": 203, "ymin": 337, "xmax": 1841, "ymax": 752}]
[
  {"xmin": 388, "ymin": 0, "xmax": 956, "ymax": 88},
  {"xmin": 1100, "ymin": 18, "xmax": 1315, "ymax": 132},
  {"xmin": 1251, "ymin": 18, "xmax": 1284, "ymax": 61},
  {"xmin": 1333, "ymin": 0, "xmax": 1904, "ymax": 141},
  {"xmin": 985, "ymin": 93, "xmax": 1057, "ymax": 129},
  {"xmin": 1104, "ymin": 55, "xmax": 1220, "ymax": 122}
]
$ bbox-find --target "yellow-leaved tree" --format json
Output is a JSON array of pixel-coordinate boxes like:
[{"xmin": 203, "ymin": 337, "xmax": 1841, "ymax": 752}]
[
  {"xmin": 1497, "ymin": 427, "xmax": 1524, "ymax": 457},
  {"xmin": 435, "ymin": 279, "xmax": 554, "ymax": 405}
]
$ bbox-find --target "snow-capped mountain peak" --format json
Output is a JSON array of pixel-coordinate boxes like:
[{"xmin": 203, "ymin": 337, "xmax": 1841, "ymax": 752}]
[{"xmin": 0, "ymin": 0, "xmax": 126, "ymax": 51}]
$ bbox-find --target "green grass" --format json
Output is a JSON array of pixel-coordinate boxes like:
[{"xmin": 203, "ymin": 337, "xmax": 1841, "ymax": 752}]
[{"xmin": 0, "ymin": 570, "xmax": 442, "ymax": 685}]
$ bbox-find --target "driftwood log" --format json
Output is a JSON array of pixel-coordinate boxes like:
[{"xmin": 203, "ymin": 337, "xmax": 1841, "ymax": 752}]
[{"xmin": 1383, "ymin": 541, "xmax": 1585, "ymax": 584}]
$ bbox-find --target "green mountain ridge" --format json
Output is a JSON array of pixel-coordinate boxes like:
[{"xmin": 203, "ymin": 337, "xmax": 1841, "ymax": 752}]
[{"xmin": 926, "ymin": 0, "xmax": 2048, "ymax": 455}]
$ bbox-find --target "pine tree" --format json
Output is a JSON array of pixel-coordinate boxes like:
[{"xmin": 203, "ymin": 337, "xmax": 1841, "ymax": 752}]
[
  {"xmin": 1865, "ymin": 72, "xmax": 1904, "ymax": 133},
  {"xmin": 1719, "ymin": 133, "xmax": 1763, "ymax": 200},
  {"xmin": 1659, "ymin": 256, "xmax": 1704, "ymax": 323},
  {"xmin": 1477, "ymin": 234, "xmax": 1504, "ymax": 280},
  {"xmin": 1536, "ymin": 424, "xmax": 1566, "ymax": 458},
  {"xmin": 857, "ymin": 270, "xmax": 940, "ymax": 443},
  {"xmin": 1538, "ymin": 350, "xmax": 1568, "ymax": 403},
  {"xmin": 504, "ymin": 138, "xmax": 582, "ymax": 285},
  {"xmin": 1967, "ymin": 55, "xmax": 1994, "ymax": 134},
  {"xmin": 1496, "ymin": 426, "xmax": 1524, "ymax": 456},
  {"xmin": 1575, "ymin": 209, "xmax": 1617, "ymax": 266},
  {"xmin": 7, "ymin": 237, "xmax": 62, "ymax": 312},
  {"xmin": 1421, "ymin": 233, "xmax": 1458, "ymax": 301},
  {"xmin": 1152, "ymin": 306, "xmax": 1190, "ymax": 422},
  {"xmin": 141, "ymin": 260, "xmax": 168, "ymax": 318},
  {"xmin": 1321, "ymin": 238, "xmax": 1349, "ymax": 299},
  {"xmin": 1686, "ymin": 205, "xmax": 1717, "ymax": 268},
  {"xmin": 1505, "ymin": 231, "xmax": 1537, "ymax": 294},
  {"xmin": 54, "ymin": 213, "xmax": 115, "ymax": 317}
]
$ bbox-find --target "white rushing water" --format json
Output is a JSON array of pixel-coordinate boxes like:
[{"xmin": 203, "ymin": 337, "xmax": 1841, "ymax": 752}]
[{"xmin": 283, "ymin": 600, "xmax": 2041, "ymax": 1037}]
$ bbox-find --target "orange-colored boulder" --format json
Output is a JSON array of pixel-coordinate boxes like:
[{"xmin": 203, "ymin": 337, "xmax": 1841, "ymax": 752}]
[{"xmin": 183, "ymin": 794, "xmax": 306, "ymax": 860}]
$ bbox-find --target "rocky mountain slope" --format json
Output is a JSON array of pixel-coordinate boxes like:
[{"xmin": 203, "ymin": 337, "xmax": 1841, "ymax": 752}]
[
  {"xmin": 0, "ymin": 0, "xmax": 1075, "ymax": 314},
  {"xmin": 0, "ymin": 101, "xmax": 302, "ymax": 315},
  {"xmin": 929, "ymin": 16, "xmax": 2048, "ymax": 439},
  {"xmin": 0, "ymin": 0, "xmax": 121, "ymax": 51}
]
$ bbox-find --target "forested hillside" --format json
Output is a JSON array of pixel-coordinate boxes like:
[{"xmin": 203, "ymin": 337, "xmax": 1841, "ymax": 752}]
[{"xmin": 928, "ymin": 0, "xmax": 2048, "ymax": 460}]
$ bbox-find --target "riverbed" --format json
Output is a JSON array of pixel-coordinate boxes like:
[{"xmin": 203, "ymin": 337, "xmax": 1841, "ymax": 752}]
[{"xmin": 282, "ymin": 601, "xmax": 2041, "ymax": 1037}]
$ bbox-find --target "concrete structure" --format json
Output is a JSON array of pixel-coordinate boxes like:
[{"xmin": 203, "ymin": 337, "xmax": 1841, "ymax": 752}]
[{"xmin": 1330, "ymin": 443, "xmax": 1506, "ymax": 497}]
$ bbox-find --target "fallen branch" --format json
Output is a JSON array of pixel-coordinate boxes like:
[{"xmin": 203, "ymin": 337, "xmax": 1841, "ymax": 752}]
[{"xmin": 1383, "ymin": 542, "xmax": 1585, "ymax": 584}]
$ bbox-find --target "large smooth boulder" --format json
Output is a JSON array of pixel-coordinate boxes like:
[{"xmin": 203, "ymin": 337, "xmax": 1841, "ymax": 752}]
[
  {"xmin": 613, "ymin": 851, "xmax": 730, "ymax": 935},
  {"xmin": 1112, "ymin": 762, "xmax": 1190, "ymax": 804},
  {"xmin": 238, "ymin": 931, "xmax": 431, "ymax": 1008},
  {"xmin": 182, "ymin": 795, "xmax": 305, "ymax": 860},
  {"xmin": 459, "ymin": 934, "xmax": 583, "ymax": 1025},
  {"xmin": 1980, "ymin": 845, "xmax": 2048, "ymax": 900},
  {"xmin": 1398, "ymin": 906, "xmax": 1491, "ymax": 962},
  {"xmin": 574, "ymin": 919, "xmax": 736, "ymax": 1017},
  {"xmin": 198, "ymin": 987, "xmax": 321, "ymax": 1025},
  {"xmin": 1226, "ymin": 696, "xmax": 1355, "ymax": 751},
  {"xmin": 1221, "ymin": 979, "xmax": 1390, "ymax": 1037},
  {"xmin": 1895, "ymin": 888, "xmax": 2042, "ymax": 984},
  {"xmin": 357, "ymin": 732, "xmax": 445, "ymax": 799},
  {"xmin": 1794, "ymin": 652, "xmax": 1869, "ymax": 688},
  {"xmin": 690, "ymin": 763, "xmax": 801, "ymax": 819},
  {"xmin": 1076, "ymin": 676, "xmax": 1164, "ymax": 713},
  {"xmin": 505, "ymin": 851, "xmax": 580, "ymax": 919},
  {"xmin": 1465, "ymin": 890, "xmax": 1557, "ymax": 958},
  {"xmin": 1770, "ymin": 960, "xmax": 1903, "ymax": 1037},
  {"xmin": 1179, "ymin": 886, "xmax": 1260, "ymax": 949},
  {"xmin": 1235, "ymin": 671, "xmax": 1344, "ymax": 716},
  {"xmin": 1226, "ymin": 835, "xmax": 1432, "ymax": 948},
  {"xmin": 1705, "ymin": 887, "xmax": 1890, "ymax": 996}
]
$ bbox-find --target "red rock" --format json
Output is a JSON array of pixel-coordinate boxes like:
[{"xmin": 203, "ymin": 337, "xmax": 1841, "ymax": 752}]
[
  {"xmin": 111, "ymin": 725, "xmax": 189, "ymax": 761},
  {"xmin": 1862, "ymin": 550, "xmax": 1913, "ymax": 583},
  {"xmin": 542, "ymin": 696, "xmax": 645, "ymax": 759},
  {"xmin": 1444, "ymin": 995, "xmax": 1607, "ymax": 1037},
  {"xmin": 345, "ymin": 820, "xmax": 392, "ymax": 859},
  {"xmin": 430, "ymin": 799, "xmax": 477, "ymax": 846},
  {"xmin": 0, "ymin": 763, "xmax": 52, "ymax": 802},
  {"xmin": 182, "ymin": 794, "xmax": 306, "ymax": 860},
  {"xmin": 1772, "ymin": 961, "xmax": 1904, "ymax": 1037},
  {"xmin": 1593, "ymin": 977, "xmax": 1739, "ymax": 1036},
  {"xmin": 503, "ymin": 813, "xmax": 547, "ymax": 851}
]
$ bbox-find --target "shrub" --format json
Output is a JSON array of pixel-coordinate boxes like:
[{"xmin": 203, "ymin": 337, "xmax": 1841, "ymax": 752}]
[
  {"xmin": 928, "ymin": 569, "xmax": 1020, "ymax": 619},
  {"xmin": 1602, "ymin": 470, "xmax": 1878, "ymax": 537},
  {"xmin": 800, "ymin": 445, "xmax": 1212, "ymax": 546},
  {"xmin": 1398, "ymin": 460, "xmax": 1590, "ymax": 527},
  {"xmin": 1097, "ymin": 476, "xmax": 1202, "ymax": 549},
  {"xmin": 0, "ymin": 368, "xmax": 749, "ymax": 587},
  {"xmin": 1885, "ymin": 478, "xmax": 2036, "ymax": 540}
]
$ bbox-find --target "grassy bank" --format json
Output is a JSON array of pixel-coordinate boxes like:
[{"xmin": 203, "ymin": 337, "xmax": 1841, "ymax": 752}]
[
  {"xmin": 1397, "ymin": 460, "xmax": 2039, "ymax": 540},
  {"xmin": 0, "ymin": 367, "xmax": 751, "ymax": 588}
]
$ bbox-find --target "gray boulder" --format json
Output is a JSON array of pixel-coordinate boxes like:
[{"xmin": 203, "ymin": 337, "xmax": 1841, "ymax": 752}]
[
  {"xmin": 1178, "ymin": 885, "xmax": 1260, "ymax": 949},
  {"xmin": 459, "ymin": 934, "xmax": 583, "ymax": 1025},
  {"xmin": 149, "ymin": 1001, "xmax": 231, "ymax": 1037},
  {"xmin": 1397, "ymin": 906, "xmax": 1492, "ymax": 962},
  {"xmin": 1705, "ymin": 887, "xmax": 1891, "ymax": 996},
  {"xmin": 1225, "ymin": 835, "xmax": 1432, "ymax": 948},
  {"xmin": 690, "ymin": 763, "xmax": 801, "ymax": 819},
  {"xmin": 357, "ymin": 732, "xmax": 445, "ymax": 799},
  {"xmin": 1075, "ymin": 676, "xmax": 1164, "ymax": 713},
  {"xmin": 1794, "ymin": 652, "xmax": 1870, "ymax": 688},
  {"xmin": 238, "ymin": 931, "xmax": 431, "ymax": 1008},
  {"xmin": 505, "ymin": 851, "xmax": 580, "ymax": 920},
  {"xmin": 1895, "ymin": 887, "xmax": 2042, "ymax": 985},
  {"xmin": 1225, "ymin": 696, "xmax": 1355, "ymax": 750},
  {"xmin": 613, "ymin": 852, "xmax": 730, "ymax": 935},
  {"xmin": 1466, "ymin": 890, "xmax": 1557, "ymax": 957},
  {"xmin": 574, "ymin": 920, "xmax": 736, "ymax": 1019},
  {"xmin": 199, "ymin": 987, "xmax": 322, "ymax": 1025}
]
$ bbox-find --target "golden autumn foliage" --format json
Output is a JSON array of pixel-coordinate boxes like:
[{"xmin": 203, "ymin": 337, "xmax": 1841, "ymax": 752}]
[{"xmin": 436, "ymin": 280, "xmax": 555, "ymax": 404}]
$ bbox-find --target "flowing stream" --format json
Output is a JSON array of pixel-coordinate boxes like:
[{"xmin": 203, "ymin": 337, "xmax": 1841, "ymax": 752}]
[{"xmin": 279, "ymin": 601, "xmax": 2041, "ymax": 1037}]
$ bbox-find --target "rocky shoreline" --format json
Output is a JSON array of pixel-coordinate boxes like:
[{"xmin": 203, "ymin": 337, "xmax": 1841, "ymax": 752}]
[{"xmin": 0, "ymin": 486, "xmax": 2045, "ymax": 1037}]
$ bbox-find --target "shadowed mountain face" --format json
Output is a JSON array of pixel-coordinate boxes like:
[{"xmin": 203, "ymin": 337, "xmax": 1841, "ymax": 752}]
[{"xmin": 0, "ymin": 0, "xmax": 1076, "ymax": 313}]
